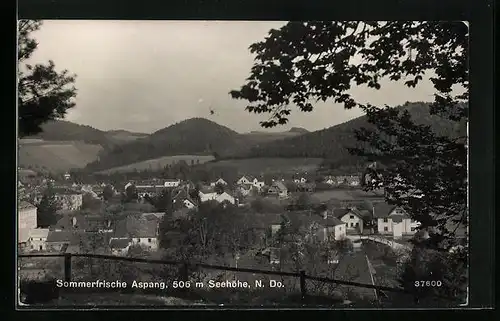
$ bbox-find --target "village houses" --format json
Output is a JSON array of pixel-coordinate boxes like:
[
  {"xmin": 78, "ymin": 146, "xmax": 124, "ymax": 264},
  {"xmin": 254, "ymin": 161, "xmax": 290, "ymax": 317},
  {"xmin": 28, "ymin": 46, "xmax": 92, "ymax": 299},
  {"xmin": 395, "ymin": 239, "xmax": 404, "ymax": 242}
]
[
  {"xmin": 236, "ymin": 175, "xmax": 265, "ymax": 191},
  {"xmin": 198, "ymin": 186, "xmax": 236, "ymax": 204}
]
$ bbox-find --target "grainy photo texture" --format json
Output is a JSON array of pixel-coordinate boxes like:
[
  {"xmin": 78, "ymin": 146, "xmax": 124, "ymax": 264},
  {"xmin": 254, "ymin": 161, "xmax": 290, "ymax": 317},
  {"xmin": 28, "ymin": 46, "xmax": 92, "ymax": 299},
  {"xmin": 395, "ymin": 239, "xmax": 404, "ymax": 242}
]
[{"xmin": 17, "ymin": 20, "xmax": 468, "ymax": 309}]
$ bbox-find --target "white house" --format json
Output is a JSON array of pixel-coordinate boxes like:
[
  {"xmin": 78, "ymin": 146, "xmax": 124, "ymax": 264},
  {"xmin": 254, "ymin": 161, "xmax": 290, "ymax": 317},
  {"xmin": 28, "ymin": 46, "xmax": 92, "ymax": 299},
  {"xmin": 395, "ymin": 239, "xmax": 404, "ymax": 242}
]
[
  {"xmin": 324, "ymin": 216, "xmax": 347, "ymax": 241},
  {"xmin": 334, "ymin": 208, "xmax": 368, "ymax": 234},
  {"xmin": 199, "ymin": 189, "xmax": 236, "ymax": 205},
  {"xmin": 27, "ymin": 228, "xmax": 50, "ymax": 251},
  {"xmin": 18, "ymin": 201, "xmax": 37, "ymax": 246},
  {"xmin": 183, "ymin": 198, "xmax": 197, "ymax": 209},
  {"xmin": 294, "ymin": 177, "xmax": 307, "ymax": 184},
  {"xmin": 325, "ymin": 177, "xmax": 336, "ymax": 185},
  {"xmin": 237, "ymin": 175, "xmax": 256, "ymax": 186},
  {"xmin": 374, "ymin": 202, "xmax": 419, "ymax": 239},
  {"xmin": 124, "ymin": 182, "xmax": 134, "ymax": 190},
  {"xmin": 164, "ymin": 179, "xmax": 181, "ymax": 188},
  {"xmin": 210, "ymin": 178, "xmax": 228, "ymax": 187}
]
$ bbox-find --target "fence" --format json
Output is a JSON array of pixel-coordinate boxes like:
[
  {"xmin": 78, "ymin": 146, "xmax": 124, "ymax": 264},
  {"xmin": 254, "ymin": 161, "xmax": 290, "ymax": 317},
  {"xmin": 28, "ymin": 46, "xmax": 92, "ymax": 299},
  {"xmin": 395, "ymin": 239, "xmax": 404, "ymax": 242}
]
[{"xmin": 17, "ymin": 253, "xmax": 453, "ymax": 306}]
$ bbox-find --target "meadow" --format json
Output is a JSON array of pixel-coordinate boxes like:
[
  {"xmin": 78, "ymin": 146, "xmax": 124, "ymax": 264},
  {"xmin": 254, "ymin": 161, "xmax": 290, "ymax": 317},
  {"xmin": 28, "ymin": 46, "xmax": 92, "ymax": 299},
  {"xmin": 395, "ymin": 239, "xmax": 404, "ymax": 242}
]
[
  {"xmin": 18, "ymin": 140, "xmax": 103, "ymax": 173},
  {"xmin": 98, "ymin": 155, "xmax": 216, "ymax": 174},
  {"xmin": 202, "ymin": 157, "xmax": 324, "ymax": 175}
]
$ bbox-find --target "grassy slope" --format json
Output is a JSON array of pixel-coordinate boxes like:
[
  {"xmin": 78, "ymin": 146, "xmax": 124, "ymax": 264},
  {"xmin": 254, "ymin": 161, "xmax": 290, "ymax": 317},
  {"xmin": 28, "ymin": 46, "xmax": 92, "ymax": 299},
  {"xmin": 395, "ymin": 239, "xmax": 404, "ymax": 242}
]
[
  {"xmin": 18, "ymin": 141, "xmax": 103, "ymax": 172},
  {"xmin": 97, "ymin": 155, "xmax": 216, "ymax": 174},
  {"xmin": 200, "ymin": 157, "xmax": 324, "ymax": 175}
]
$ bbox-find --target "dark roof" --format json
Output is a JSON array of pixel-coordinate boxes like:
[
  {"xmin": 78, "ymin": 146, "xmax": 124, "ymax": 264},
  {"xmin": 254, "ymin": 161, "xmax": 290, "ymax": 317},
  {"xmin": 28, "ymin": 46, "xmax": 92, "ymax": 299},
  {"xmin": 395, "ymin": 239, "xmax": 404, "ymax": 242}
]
[
  {"xmin": 199, "ymin": 186, "xmax": 215, "ymax": 194},
  {"xmin": 373, "ymin": 202, "xmax": 398, "ymax": 218},
  {"xmin": 270, "ymin": 181, "xmax": 287, "ymax": 191},
  {"xmin": 109, "ymin": 238, "xmax": 131, "ymax": 249},
  {"xmin": 390, "ymin": 215, "xmax": 404, "ymax": 223},
  {"xmin": 46, "ymin": 231, "xmax": 80, "ymax": 243},
  {"xmin": 324, "ymin": 217, "xmax": 345, "ymax": 227},
  {"xmin": 332, "ymin": 208, "xmax": 349, "ymax": 218},
  {"xmin": 240, "ymin": 175, "xmax": 256, "ymax": 181}
]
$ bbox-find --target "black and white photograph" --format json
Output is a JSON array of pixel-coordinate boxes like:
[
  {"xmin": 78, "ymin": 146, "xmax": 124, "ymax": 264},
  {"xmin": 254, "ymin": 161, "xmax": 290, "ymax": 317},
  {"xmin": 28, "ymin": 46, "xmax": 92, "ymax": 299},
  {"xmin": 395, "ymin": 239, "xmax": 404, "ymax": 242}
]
[{"xmin": 17, "ymin": 20, "xmax": 468, "ymax": 308}]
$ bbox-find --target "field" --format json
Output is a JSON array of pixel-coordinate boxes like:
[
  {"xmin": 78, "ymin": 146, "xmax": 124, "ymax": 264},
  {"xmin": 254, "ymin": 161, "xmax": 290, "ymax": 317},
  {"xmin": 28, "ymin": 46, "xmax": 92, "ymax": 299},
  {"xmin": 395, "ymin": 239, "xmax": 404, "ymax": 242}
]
[
  {"xmin": 311, "ymin": 189, "xmax": 385, "ymax": 202},
  {"xmin": 98, "ymin": 155, "xmax": 216, "ymax": 174},
  {"xmin": 202, "ymin": 157, "xmax": 324, "ymax": 175},
  {"xmin": 18, "ymin": 140, "xmax": 103, "ymax": 172}
]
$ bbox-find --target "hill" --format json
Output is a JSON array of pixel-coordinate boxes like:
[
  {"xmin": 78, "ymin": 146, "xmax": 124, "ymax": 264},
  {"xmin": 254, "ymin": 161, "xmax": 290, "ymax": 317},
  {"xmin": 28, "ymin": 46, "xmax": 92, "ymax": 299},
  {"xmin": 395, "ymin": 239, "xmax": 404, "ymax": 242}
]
[
  {"xmin": 27, "ymin": 120, "xmax": 148, "ymax": 146},
  {"xmin": 26, "ymin": 120, "xmax": 113, "ymax": 148},
  {"xmin": 85, "ymin": 118, "xmax": 248, "ymax": 172},
  {"xmin": 242, "ymin": 129, "xmax": 307, "ymax": 145},
  {"xmin": 18, "ymin": 140, "xmax": 103, "ymax": 173},
  {"xmin": 97, "ymin": 155, "xmax": 216, "ymax": 174},
  {"xmin": 289, "ymin": 127, "xmax": 309, "ymax": 134},
  {"xmin": 228, "ymin": 102, "xmax": 466, "ymax": 166},
  {"xmin": 104, "ymin": 130, "xmax": 148, "ymax": 143}
]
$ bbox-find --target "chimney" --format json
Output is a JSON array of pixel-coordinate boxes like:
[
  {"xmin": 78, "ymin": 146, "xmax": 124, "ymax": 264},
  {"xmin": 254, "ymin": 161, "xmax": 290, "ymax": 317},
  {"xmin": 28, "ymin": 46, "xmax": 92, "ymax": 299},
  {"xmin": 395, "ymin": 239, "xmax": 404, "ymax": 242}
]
[
  {"xmin": 323, "ymin": 210, "xmax": 328, "ymax": 219},
  {"xmin": 72, "ymin": 217, "xmax": 77, "ymax": 227}
]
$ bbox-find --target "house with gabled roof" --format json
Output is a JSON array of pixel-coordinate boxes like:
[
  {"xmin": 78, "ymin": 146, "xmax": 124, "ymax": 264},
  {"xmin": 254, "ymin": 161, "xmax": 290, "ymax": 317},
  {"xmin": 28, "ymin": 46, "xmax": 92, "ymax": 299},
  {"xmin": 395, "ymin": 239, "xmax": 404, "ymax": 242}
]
[
  {"xmin": 27, "ymin": 228, "xmax": 50, "ymax": 251},
  {"xmin": 237, "ymin": 175, "xmax": 256, "ymax": 186},
  {"xmin": 373, "ymin": 202, "xmax": 420, "ymax": 239},
  {"xmin": 172, "ymin": 187, "xmax": 198, "ymax": 210},
  {"xmin": 267, "ymin": 181, "xmax": 288, "ymax": 198},
  {"xmin": 333, "ymin": 207, "xmax": 372, "ymax": 234},
  {"xmin": 109, "ymin": 216, "xmax": 159, "ymax": 254},
  {"xmin": 210, "ymin": 178, "xmax": 228, "ymax": 187}
]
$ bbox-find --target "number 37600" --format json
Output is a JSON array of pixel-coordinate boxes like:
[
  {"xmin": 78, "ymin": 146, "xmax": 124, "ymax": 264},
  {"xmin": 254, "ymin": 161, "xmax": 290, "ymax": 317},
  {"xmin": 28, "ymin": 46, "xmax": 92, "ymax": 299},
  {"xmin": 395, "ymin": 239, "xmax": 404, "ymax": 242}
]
[{"xmin": 414, "ymin": 280, "xmax": 442, "ymax": 287}]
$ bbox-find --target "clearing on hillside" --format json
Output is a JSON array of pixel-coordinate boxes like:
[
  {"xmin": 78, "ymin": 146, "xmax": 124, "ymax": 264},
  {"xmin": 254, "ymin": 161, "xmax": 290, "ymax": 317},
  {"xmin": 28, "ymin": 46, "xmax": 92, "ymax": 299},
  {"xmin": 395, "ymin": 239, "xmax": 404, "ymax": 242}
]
[
  {"xmin": 97, "ymin": 155, "xmax": 216, "ymax": 174},
  {"xmin": 202, "ymin": 157, "xmax": 324, "ymax": 175},
  {"xmin": 18, "ymin": 141, "xmax": 103, "ymax": 173}
]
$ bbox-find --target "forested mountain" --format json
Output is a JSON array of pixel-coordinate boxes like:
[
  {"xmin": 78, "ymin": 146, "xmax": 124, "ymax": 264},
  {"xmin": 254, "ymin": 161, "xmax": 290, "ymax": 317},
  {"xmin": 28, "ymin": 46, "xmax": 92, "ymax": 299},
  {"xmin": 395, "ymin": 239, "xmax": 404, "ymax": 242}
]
[
  {"xmin": 234, "ymin": 102, "xmax": 466, "ymax": 164},
  {"xmin": 25, "ymin": 120, "xmax": 147, "ymax": 147},
  {"xmin": 85, "ymin": 118, "xmax": 248, "ymax": 171}
]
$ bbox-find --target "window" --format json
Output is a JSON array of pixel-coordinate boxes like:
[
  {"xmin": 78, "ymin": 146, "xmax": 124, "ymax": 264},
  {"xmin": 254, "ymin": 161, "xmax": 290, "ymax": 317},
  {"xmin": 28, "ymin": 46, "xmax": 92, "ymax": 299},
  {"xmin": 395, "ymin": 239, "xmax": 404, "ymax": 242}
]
[
  {"xmin": 30, "ymin": 245, "xmax": 33, "ymax": 249},
  {"xmin": 40, "ymin": 238, "xmax": 42, "ymax": 241},
  {"xmin": 350, "ymin": 223, "xmax": 354, "ymax": 227},
  {"xmin": 383, "ymin": 218, "xmax": 388, "ymax": 222},
  {"xmin": 148, "ymin": 238, "xmax": 152, "ymax": 243},
  {"xmin": 350, "ymin": 215, "xmax": 354, "ymax": 219},
  {"xmin": 384, "ymin": 227, "xmax": 388, "ymax": 231},
  {"xmin": 39, "ymin": 245, "xmax": 42, "ymax": 251},
  {"xmin": 355, "ymin": 223, "xmax": 359, "ymax": 227},
  {"xmin": 410, "ymin": 227, "xmax": 416, "ymax": 232},
  {"xmin": 137, "ymin": 238, "xmax": 140, "ymax": 242}
]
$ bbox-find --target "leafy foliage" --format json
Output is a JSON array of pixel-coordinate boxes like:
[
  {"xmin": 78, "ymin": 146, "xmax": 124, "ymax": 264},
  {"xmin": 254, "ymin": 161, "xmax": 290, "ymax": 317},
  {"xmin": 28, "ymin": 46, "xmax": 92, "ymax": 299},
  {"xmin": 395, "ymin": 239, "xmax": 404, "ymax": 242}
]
[
  {"xmin": 102, "ymin": 185, "xmax": 114, "ymax": 201},
  {"xmin": 35, "ymin": 187, "xmax": 60, "ymax": 227},
  {"xmin": 232, "ymin": 21, "xmax": 468, "ymax": 300},
  {"xmin": 18, "ymin": 20, "xmax": 78, "ymax": 138}
]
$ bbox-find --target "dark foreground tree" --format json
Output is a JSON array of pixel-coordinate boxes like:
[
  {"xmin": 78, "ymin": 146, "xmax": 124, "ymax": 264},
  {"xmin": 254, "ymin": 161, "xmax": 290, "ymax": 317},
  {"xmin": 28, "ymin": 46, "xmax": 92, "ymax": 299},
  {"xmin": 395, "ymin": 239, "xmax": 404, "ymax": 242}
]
[
  {"xmin": 36, "ymin": 188, "xmax": 59, "ymax": 227},
  {"xmin": 231, "ymin": 21, "xmax": 468, "ymax": 301},
  {"xmin": 18, "ymin": 20, "xmax": 77, "ymax": 137}
]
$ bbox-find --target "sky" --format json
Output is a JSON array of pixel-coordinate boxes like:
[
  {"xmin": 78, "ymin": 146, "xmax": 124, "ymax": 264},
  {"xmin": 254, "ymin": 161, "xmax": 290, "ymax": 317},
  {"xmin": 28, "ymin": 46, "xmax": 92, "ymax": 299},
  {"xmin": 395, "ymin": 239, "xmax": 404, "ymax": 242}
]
[{"xmin": 26, "ymin": 20, "xmax": 439, "ymax": 134}]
